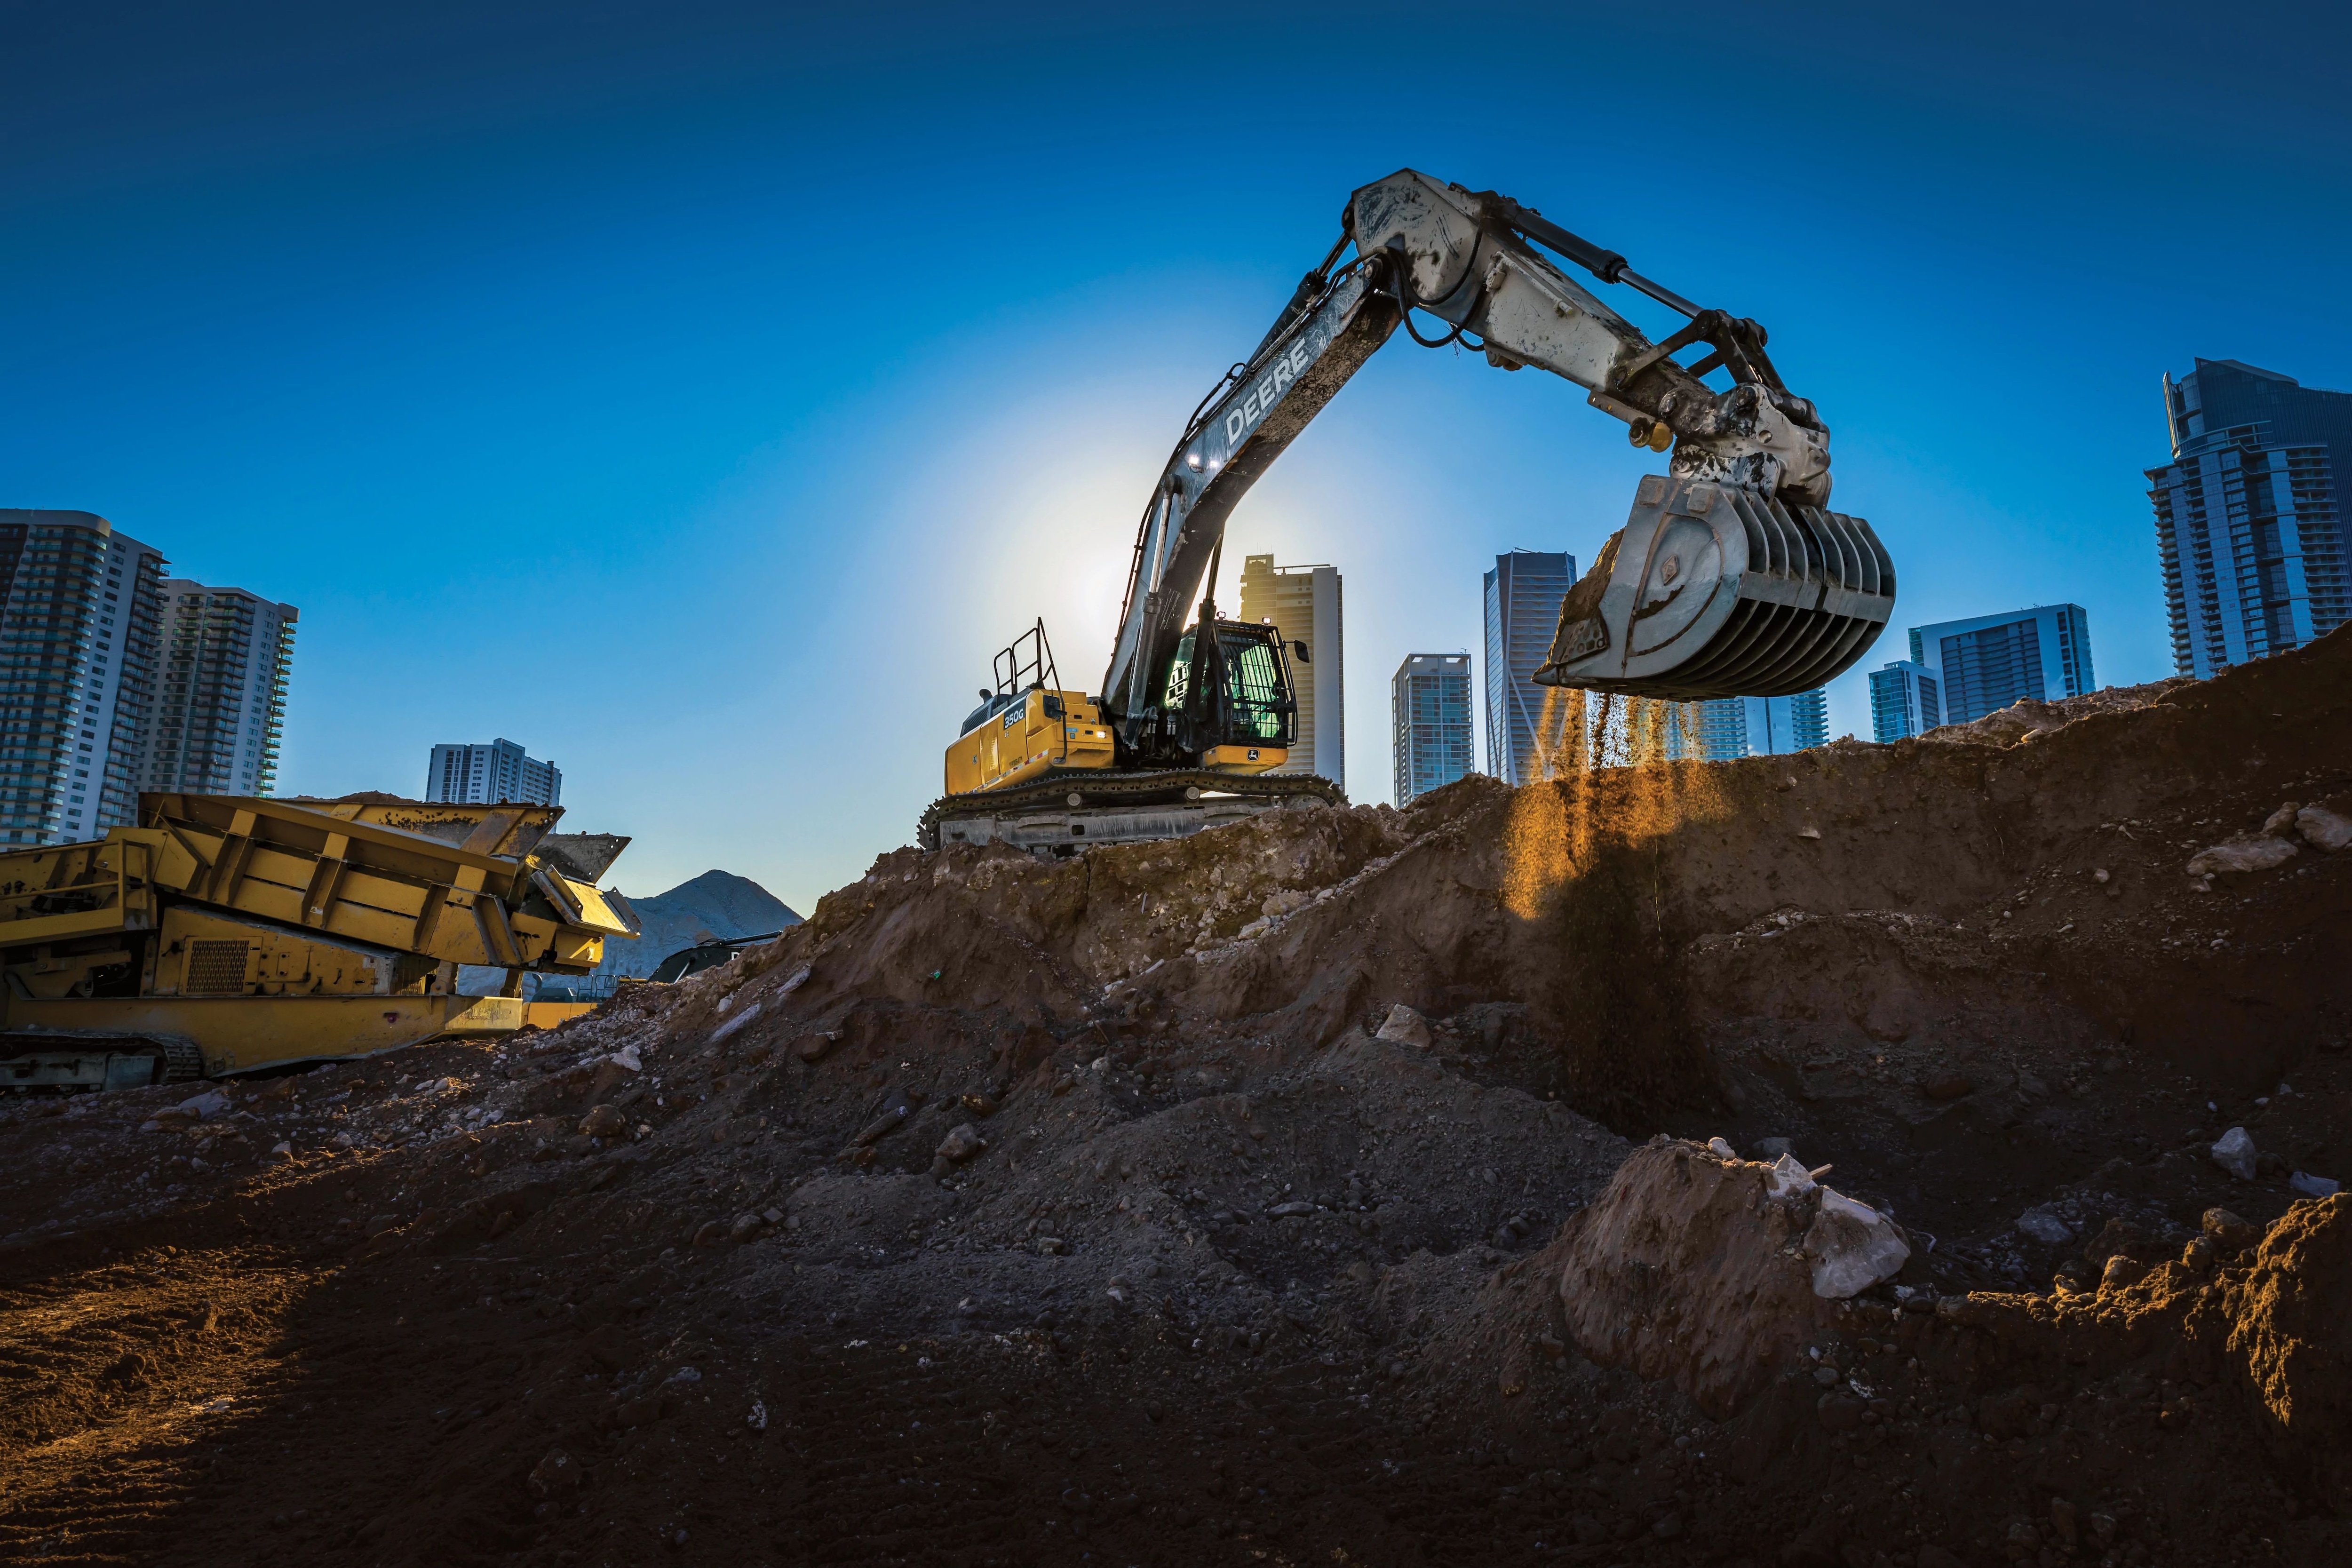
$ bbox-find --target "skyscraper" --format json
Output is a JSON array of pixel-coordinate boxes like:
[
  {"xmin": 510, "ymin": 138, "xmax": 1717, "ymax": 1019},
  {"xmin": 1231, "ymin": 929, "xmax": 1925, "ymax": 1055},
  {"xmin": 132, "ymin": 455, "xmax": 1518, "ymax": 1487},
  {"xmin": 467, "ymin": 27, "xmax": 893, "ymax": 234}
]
[
  {"xmin": 1237, "ymin": 555, "xmax": 1344, "ymax": 791},
  {"xmin": 2147, "ymin": 358, "xmax": 2351, "ymax": 677},
  {"xmin": 1868, "ymin": 660, "xmax": 1943, "ymax": 742},
  {"xmin": 0, "ymin": 510, "xmax": 171, "ymax": 844},
  {"xmin": 139, "ymin": 582, "xmax": 299, "ymax": 798},
  {"xmin": 1907, "ymin": 605, "xmax": 2094, "ymax": 726},
  {"xmin": 1391, "ymin": 653, "xmax": 1472, "ymax": 805},
  {"xmin": 1482, "ymin": 549, "xmax": 1575, "ymax": 784},
  {"xmin": 1682, "ymin": 691, "xmax": 1830, "ymax": 758},
  {"xmin": 427, "ymin": 739, "xmax": 562, "ymax": 806}
]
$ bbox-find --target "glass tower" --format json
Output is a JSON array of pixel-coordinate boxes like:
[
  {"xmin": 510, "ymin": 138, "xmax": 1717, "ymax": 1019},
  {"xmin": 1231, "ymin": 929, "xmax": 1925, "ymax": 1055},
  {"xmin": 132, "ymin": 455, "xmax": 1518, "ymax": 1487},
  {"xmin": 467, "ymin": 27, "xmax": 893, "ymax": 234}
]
[
  {"xmin": 1481, "ymin": 549, "xmax": 1574, "ymax": 785},
  {"xmin": 1391, "ymin": 653, "xmax": 1473, "ymax": 805},
  {"xmin": 2147, "ymin": 358, "xmax": 2351, "ymax": 677}
]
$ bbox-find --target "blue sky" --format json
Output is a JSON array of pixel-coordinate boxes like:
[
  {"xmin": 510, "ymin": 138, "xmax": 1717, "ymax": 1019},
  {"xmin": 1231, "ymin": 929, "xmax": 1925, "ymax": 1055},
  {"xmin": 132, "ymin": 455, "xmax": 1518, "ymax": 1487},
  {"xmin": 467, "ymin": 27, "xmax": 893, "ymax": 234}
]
[{"xmin": 5, "ymin": 1, "xmax": 2347, "ymax": 912}]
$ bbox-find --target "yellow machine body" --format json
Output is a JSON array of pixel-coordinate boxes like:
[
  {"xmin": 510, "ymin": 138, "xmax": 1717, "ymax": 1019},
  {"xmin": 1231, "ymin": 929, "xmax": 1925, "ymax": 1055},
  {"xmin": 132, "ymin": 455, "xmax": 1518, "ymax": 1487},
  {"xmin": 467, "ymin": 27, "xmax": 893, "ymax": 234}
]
[
  {"xmin": 944, "ymin": 687, "xmax": 1118, "ymax": 797},
  {"xmin": 0, "ymin": 792, "xmax": 633, "ymax": 1084}
]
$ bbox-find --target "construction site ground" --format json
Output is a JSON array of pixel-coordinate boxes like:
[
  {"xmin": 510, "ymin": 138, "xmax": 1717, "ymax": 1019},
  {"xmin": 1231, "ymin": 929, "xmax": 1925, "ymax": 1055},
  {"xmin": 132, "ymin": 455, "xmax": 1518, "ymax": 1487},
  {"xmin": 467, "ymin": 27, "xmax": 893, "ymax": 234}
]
[{"xmin": 4, "ymin": 627, "xmax": 2350, "ymax": 1568}]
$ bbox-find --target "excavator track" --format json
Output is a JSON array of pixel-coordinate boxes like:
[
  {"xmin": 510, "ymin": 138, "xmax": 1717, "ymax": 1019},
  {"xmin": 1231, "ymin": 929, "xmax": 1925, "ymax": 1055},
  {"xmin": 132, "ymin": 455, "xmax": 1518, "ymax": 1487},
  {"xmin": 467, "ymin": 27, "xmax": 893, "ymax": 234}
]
[{"xmin": 920, "ymin": 770, "xmax": 1344, "ymax": 854}]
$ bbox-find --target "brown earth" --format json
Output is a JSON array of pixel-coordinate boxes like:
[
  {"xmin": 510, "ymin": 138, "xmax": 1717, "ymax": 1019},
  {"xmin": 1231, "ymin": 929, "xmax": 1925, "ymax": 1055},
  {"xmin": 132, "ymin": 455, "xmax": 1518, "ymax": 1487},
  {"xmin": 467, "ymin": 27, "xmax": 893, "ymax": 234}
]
[{"xmin": 3, "ymin": 625, "xmax": 2350, "ymax": 1568}]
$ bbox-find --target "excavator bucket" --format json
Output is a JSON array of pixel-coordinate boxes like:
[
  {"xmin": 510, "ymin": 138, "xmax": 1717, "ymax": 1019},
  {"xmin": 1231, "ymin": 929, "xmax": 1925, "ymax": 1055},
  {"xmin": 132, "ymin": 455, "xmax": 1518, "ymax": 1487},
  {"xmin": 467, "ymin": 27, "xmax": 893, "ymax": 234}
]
[{"xmin": 1536, "ymin": 475, "xmax": 1894, "ymax": 700}]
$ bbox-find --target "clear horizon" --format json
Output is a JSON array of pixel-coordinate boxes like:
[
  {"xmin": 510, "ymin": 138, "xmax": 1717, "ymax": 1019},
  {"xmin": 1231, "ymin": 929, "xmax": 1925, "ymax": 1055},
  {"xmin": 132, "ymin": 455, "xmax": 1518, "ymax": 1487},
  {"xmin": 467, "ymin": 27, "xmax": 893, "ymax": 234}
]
[{"xmin": 6, "ymin": 1, "xmax": 2346, "ymax": 914}]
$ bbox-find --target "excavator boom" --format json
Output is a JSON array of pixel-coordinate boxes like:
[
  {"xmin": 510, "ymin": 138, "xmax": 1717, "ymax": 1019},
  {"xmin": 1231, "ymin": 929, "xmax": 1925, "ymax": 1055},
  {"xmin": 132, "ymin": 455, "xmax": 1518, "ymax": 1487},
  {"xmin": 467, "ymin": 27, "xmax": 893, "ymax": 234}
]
[{"xmin": 1101, "ymin": 169, "xmax": 1892, "ymax": 730}]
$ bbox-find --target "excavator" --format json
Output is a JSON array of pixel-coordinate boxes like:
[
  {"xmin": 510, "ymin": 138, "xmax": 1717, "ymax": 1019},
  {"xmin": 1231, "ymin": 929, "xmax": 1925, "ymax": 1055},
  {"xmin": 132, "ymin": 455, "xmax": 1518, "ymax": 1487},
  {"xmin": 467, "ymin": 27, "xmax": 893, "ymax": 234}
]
[{"xmin": 922, "ymin": 169, "xmax": 1894, "ymax": 854}]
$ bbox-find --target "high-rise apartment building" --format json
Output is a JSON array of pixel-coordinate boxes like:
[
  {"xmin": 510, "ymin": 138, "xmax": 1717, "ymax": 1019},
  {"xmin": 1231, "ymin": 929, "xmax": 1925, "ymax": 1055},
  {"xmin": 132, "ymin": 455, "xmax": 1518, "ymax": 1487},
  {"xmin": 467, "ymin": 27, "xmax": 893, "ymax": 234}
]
[
  {"xmin": 1482, "ymin": 549, "xmax": 1575, "ymax": 784},
  {"xmin": 1237, "ymin": 555, "xmax": 1343, "ymax": 791},
  {"xmin": 1391, "ymin": 653, "xmax": 1473, "ymax": 805},
  {"xmin": 1907, "ymin": 605, "xmax": 2093, "ymax": 726},
  {"xmin": 1682, "ymin": 691, "xmax": 1829, "ymax": 758},
  {"xmin": 0, "ymin": 510, "xmax": 174, "ymax": 844},
  {"xmin": 2147, "ymin": 358, "xmax": 2350, "ymax": 677},
  {"xmin": 139, "ymin": 582, "xmax": 298, "ymax": 798},
  {"xmin": 427, "ymin": 739, "xmax": 561, "ymax": 806},
  {"xmin": 1867, "ymin": 660, "xmax": 1943, "ymax": 742}
]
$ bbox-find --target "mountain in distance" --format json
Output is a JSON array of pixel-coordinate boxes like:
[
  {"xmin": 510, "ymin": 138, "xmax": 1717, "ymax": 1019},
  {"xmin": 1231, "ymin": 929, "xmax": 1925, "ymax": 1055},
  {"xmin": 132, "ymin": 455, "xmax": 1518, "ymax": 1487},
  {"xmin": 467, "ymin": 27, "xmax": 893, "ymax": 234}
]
[{"xmin": 465, "ymin": 869, "xmax": 801, "ymax": 998}]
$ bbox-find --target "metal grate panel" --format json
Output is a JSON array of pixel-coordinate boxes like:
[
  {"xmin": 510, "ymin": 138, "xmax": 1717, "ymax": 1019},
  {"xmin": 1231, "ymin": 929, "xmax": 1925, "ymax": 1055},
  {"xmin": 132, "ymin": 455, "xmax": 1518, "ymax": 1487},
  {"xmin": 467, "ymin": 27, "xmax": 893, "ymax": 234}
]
[{"xmin": 184, "ymin": 940, "xmax": 251, "ymax": 996}]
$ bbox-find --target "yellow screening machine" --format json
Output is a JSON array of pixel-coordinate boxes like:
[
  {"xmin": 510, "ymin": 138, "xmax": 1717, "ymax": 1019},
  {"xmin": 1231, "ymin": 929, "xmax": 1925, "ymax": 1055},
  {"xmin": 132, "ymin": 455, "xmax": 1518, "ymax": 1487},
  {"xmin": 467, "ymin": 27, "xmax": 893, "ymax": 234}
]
[{"xmin": 0, "ymin": 792, "xmax": 637, "ymax": 1090}]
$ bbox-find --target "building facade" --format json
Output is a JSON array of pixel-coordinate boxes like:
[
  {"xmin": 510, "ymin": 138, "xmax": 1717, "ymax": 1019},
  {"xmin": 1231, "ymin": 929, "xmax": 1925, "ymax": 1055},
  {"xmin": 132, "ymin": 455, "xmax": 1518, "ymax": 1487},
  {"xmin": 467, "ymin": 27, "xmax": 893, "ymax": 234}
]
[
  {"xmin": 1868, "ymin": 659, "xmax": 1943, "ymax": 742},
  {"xmin": 1237, "ymin": 555, "xmax": 1344, "ymax": 791},
  {"xmin": 426, "ymin": 738, "xmax": 561, "ymax": 806},
  {"xmin": 1681, "ymin": 691, "xmax": 1830, "ymax": 758},
  {"xmin": 1481, "ymin": 549, "xmax": 1575, "ymax": 784},
  {"xmin": 1907, "ymin": 605, "xmax": 2094, "ymax": 726},
  {"xmin": 2147, "ymin": 358, "xmax": 2351, "ymax": 678},
  {"xmin": 0, "ymin": 510, "xmax": 176, "ymax": 844},
  {"xmin": 1391, "ymin": 653, "xmax": 1473, "ymax": 805},
  {"xmin": 138, "ymin": 582, "xmax": 298, "ymax": 798}
]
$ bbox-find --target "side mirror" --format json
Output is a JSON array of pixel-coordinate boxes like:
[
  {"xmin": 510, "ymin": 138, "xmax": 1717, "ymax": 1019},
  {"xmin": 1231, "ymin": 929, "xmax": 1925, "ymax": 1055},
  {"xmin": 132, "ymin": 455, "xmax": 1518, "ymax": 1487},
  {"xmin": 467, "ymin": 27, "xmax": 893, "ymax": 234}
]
[{"xmin": 1291, "ymin": 640, "xmax": 1311, "ymax": 664}]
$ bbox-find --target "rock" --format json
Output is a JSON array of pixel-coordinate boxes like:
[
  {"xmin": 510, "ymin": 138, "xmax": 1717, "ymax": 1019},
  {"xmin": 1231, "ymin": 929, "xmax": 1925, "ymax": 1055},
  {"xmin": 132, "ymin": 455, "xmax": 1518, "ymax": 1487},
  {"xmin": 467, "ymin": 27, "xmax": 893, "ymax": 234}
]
[
  {"xmin": 728, "ymin": 1212, "xmax": 763, "ymax": 1244},
  {"xmin": 363, "ymin": 1214, "xmax": 402, "ymax": 1239},
  {"xmin": 2263, "ymin": 802, "xmax": 2303, "ymax": 836},
  {"xmin": 2017, "ymin": 1207, "xmax": 2074, "ymax": 1245},
  {"xmin": 2186, "ymin": 836, "xmax": 2298, "ymax": 877},
  {"xmin": 1651, "ymin": 1512, "xmax": 1683, "ymax": 1540},
  {"xmin": 2297, "ymin": 804, "xmax": 2352, "ymax": 852},
  {"xmin": 1036, "ymin": 1235, "xmax": 1067, "ymax": 1255},
  {"xmin": 1751, "ymin": 1136, "xmax": 1794, "ymax": 1160},
  {"xmin": 1552, "ymin": 1141, "xmax": 1842, "ymax": 1418},
  {"xmin": 2049, "ymin": 1496, "xmax": 2078, "ymax": 1550},
  {"xmin": 2290, "ymin": 1171, "xmax": 2342, "ymax": 1199},
  {"xmin": 2204, "ymin": 1207, "xmax": 2259, "ymax": 1253},
  {"xmin": 270, "ymin": 1141, "xmax": 294, "ymax": 1161},
  {"xmin": 1812, "ymin": 1365, "xmax": 1841, "ymax": 1387},
  {"xmin": 1706, "ymin": 1136, "xmax": 1737, "ymax": 1159},
  {"xmin": 1268, "ymin": 1201, "xmax": 1316, "ymax": 1218},
  {"xmin": 578, "ymin": 1104, "xmax": 628, "ymax": 1138},
  {"xmin": 935, "ymin": 1123, "xmax": 986, "ymax": 1164},
  {"xmin": 526, "ymin": 1448, "xmax": 580, "ymax": 1498},
  {"xmin": 178, "ymin": 1090, "xmax": 230, "ymax": 1121},
  {"xmin": 691, "ymin": 1220, "xmax": 728, "ymax": 1248},
  {"xmin": 1923, "ymin": 1071, "xmax": 1974, "ymax": 1101},
  {"xmin": 1804, "ymin": 1189, "xmax": 1910, "ymax": 1297},
  {"xmin": 2181, "ymin": 1236, "xmax": 2215, "ymax": 1272},
  {"xmin": 1374, "ymin": 1004, "xmax": 1432, "ymax": 1049},
  {"xmin": 2211, "ymin": 1126, "xmax": 2258, "ymax": 1181}
]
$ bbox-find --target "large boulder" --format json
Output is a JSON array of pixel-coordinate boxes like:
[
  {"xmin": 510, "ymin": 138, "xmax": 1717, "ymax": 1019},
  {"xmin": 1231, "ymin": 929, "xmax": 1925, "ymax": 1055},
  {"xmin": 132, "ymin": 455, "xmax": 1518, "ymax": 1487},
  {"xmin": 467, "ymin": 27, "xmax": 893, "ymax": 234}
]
[{"xmin": 1552, "ymin": 1138, "xmax": 1908, "ymax": 1418}]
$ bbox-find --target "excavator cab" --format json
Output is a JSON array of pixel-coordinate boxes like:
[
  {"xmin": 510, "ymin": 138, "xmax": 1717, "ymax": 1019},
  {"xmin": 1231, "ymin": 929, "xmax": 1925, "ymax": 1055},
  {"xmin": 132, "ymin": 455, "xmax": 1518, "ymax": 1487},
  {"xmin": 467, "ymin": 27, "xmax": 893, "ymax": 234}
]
[{"xmin": 1160, "ymin": 619, "xmax": 1295, "ymax": 772}]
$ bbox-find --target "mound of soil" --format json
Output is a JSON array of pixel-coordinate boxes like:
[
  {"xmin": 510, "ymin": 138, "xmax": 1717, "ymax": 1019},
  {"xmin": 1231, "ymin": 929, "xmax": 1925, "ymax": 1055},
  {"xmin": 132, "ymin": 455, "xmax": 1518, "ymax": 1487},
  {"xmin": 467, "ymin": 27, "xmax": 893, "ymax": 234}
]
[{"xmin": 3, "ymin": 626, "xmax": 2350, "ymax": 1567}]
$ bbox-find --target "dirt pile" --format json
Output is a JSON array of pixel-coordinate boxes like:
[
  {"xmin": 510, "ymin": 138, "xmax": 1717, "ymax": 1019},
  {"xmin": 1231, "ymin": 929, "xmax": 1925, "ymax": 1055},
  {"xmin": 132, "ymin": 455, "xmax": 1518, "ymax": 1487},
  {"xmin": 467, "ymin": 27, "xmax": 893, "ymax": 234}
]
[{"xmin": 2, "ymin": 626, "xmax": 2350, "ymax": 1567}]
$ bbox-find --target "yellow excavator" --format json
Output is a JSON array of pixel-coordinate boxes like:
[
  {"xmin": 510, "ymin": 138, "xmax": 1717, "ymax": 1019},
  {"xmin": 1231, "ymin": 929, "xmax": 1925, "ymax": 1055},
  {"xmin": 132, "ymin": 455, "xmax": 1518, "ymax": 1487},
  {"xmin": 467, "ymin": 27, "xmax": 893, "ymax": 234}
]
[{"xmin": 922, "ymin": 169, "xmax": 1895, "ymax": 854}]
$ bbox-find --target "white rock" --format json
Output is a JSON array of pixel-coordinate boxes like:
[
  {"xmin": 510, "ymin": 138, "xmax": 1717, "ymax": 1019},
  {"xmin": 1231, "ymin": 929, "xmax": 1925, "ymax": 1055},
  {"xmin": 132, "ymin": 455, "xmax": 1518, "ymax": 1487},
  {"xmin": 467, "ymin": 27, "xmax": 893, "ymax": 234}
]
[
  {"xmin": 610, "ymin": 1044, "xmax": 642, "ymax": 1072},
  {"xmin": 1805, "ymin": 1188, "xmax": 1912, "ymax": 1298},
  {"xmin": 1374, "ymin": 1004, "xmax": 1432, "ymax": 1049},
  {"xmin": 2288, "ymin": 1171, "xmax": 2340, "ymax": 1199},
  {"xmin": 177, "ymin": 1090, "xmax": 230, "ymax": 1121},
  {"xmin": 1706, "ymin": 1136, "xmax": 1737, "ymax": 1160},
  {"xmin": 1765, "ymin": 1153, "xmax": 1817, "ymax": 1200},
  {"xmin": 2210, "ymin": 1126, "xmax": 2257, "ymax": 1181},
  {"xmin": 711, "ymin": 1002, "xmax": 761, "ymax": 1043},
  {"xmin": 2185, "ymin": 837, "xmax": 2298, "ymax": 877},
  {"xmin": 2017, "ymin": 1207, "xmax": 2074, "ymax": 1245},
  {"xmin": 2297, "ymin": 805, "xmax": 2352, "ymax": 852}
]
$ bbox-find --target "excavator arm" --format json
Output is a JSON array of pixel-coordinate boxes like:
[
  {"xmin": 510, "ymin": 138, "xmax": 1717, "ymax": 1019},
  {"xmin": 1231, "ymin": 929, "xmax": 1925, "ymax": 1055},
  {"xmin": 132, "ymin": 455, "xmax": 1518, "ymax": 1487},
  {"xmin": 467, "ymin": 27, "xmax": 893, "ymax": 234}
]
[{"xmin": 1101, "ymin": 169, "xmax": 1892, "ymax": 736}]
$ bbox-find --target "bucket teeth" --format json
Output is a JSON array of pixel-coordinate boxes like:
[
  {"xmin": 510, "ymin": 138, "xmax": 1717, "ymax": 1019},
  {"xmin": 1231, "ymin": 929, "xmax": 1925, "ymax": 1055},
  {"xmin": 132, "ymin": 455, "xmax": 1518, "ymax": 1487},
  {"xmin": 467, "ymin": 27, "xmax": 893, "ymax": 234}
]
[{"xmin": 1535, "ymin": 476, "xmax": 1893, "ymax": 701}]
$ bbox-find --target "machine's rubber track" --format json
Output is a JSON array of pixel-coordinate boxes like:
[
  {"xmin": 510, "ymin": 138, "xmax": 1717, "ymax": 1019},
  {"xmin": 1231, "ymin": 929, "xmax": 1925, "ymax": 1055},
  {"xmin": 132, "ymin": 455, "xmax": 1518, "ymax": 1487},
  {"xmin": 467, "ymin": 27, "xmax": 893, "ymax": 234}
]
[{"xmin": 919, "ymin": 770, "xmax": 1344, "ymax": 852}]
